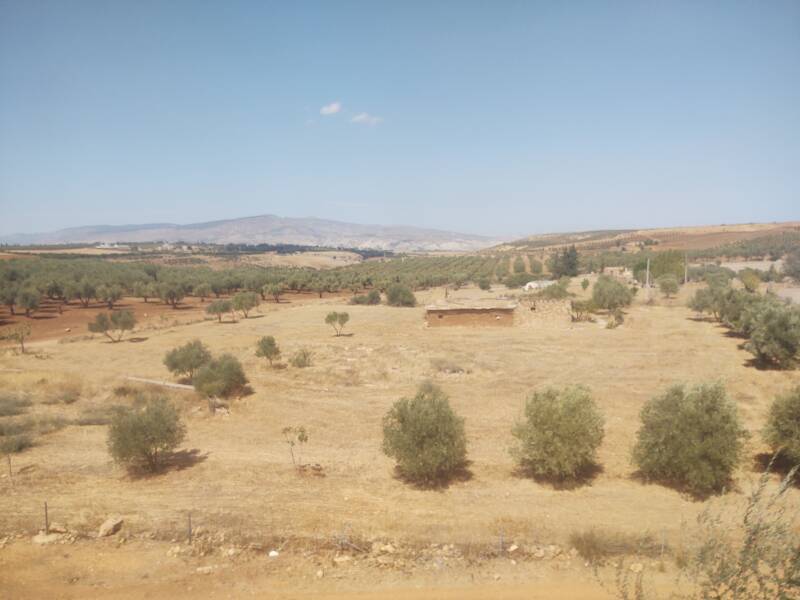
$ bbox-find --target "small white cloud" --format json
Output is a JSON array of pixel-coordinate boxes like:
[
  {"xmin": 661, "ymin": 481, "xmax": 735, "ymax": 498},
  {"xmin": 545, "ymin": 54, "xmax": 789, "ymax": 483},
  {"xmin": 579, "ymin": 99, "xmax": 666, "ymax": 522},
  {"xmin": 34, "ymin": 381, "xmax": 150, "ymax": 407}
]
[
  {"xmin": 351, "ymin": 112, "xmax": 383, "ymax": 126},
  {"xmin": 320, "ymin": 101, "xmax": 342, "ymax": 116}
]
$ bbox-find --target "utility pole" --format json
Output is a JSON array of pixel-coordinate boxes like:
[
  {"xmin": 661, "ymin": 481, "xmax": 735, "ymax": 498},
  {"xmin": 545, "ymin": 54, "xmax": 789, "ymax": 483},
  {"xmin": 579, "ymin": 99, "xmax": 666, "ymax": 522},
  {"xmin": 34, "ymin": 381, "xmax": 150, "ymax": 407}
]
[
  {"xmin": 684, "ymin": 252, "xmax": 688, "ymax": 285},
  {"xmin": 645, "ymin": 258, "xmax": 651, "ymax": 302}
]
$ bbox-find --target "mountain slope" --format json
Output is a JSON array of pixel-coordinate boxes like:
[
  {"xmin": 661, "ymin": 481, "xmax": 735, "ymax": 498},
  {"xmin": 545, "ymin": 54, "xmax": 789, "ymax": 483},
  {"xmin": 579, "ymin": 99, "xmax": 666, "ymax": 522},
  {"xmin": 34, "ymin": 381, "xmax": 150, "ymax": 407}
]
[{"xmin": 0, "ymin": 214, "xmax": 500, "ymax": 252}]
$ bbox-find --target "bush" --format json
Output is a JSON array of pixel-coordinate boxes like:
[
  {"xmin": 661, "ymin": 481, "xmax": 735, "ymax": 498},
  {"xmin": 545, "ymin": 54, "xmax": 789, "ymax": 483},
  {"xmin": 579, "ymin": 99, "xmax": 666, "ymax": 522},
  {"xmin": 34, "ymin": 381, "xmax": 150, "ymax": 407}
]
[
  {"xmin": 381, "ymin": 382, "xmax": 467, "ymax": 485},
  {"xmin": 581, "ymin": 278, "xmax": 589, "ymax": 291},
  {"xmin": 535, "ymin": 277, "xmax": 571, "ymax": 299},
  {"xmin": 763, "ymin": 386, "xmax": 800, "ymax": 463},
  {"xmin": 351, "ymin": 289, "xmax": 381, "ymax": 305},
  {"xmin": 0, "ymin": 393, "xmax": 32, "ymax": 417},
  {"xmin": 290, "ymin": 348, "xmax": 313, "ymax": 368},
  {"xmin": 477, "ymin": 278, "xmax": 491, "ymax": 291},
  {"xmin": 107, "ymin": 396, "xmax": 186, "ymax": 472},
  {"xmin": 591, "ymin": 275, "xmax": 633, "ymax": 311},
  {"xmin": 386, "ymin": 284, "xmax": 417, "ymax": 307},
  {"xmin": 511, "ymin": 386, "xmax": 604, "ymax": 481},
  {"xmin": 632, "ymin": 383, "xmax": 747, "ymax": 496},
  {"xmin": 744, "ymin": 302, "xmax": 800, "ymax": 367},
  {"xmin": 193, "ymin": 354, "xmax": 248, "ymax": 398},
  {"xmin": 569, "ymin": 529, "xmax": 660, "ymax": 564},
  {"xmin": 88, "ymin": 310, "xmax": 136, "ymax": 342},
  {"xmin": 255, "ymin": 336, "xmax": 281, "ymax": 366},
  {"xmin": 657, "ymin": 275, "xmax": 679, "ymax": 298},
  {"xmin": 0, "ymin": 433, "xmax": 34, "ymax": 454},
  {"xmin": 163, "ymin": 339, "xmax": 212, "ymax": 379}
]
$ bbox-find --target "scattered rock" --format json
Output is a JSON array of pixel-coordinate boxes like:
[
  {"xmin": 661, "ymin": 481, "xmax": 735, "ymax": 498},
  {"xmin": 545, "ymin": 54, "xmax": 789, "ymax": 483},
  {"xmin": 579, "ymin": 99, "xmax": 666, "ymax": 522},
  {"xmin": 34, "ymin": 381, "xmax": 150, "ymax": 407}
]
[
  {"xmin": 98, "ymin": 516, "xmax": 123, "ymax": 538},
  {"xmin": 48, "ymin": 523, "xmax": 68, "ymax": 534},
  {"xmin": 333, "ymin": 555, "xmax": 352, "ymax": 564},
  {"xmin": 33, "ymin": 533, "xmax": 62, "ymax": 545},
  {"xmin": 630, "ymin": 562, "xmax": 644, "ymax": 574},
  {"xmin": 507, "ymin": 544, "xmax": 518, "ymax": 554},
  {"xmin": 315, "ymin": 569, "xmax": 324, "ymax": 579},
  {"xmin": 268, "ymin": 550, "xmax": 279, "ymax": 558},
  {"xmin": 196, "ymin": 566, "xmax": 215, "ymax": 575}
]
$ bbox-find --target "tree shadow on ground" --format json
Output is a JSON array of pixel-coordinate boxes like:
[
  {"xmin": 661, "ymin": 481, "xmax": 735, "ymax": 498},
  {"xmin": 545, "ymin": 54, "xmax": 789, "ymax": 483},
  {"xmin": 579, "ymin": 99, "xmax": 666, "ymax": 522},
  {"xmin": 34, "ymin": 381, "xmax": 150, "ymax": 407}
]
[
  {"xmin": 127, "ymin": 337, "xmax": 149, "ymax": 343},
  {"xmin": 127, "ymin": 448, "xmax": 208, "ymax": 480},
  {"xmin": 30, "ymin": 314, "xmax": 56, "ymax": 320},
  {"xmin": 391, "ymin": 461, "xmax": 473, "ymax": 491},
  {"xmin": 742, "ymin": 357, "xmax": 784, "ymax": 371},
  {"xmin": 753, "ymin": 452, "xmax": 800, "ymax": 487},
  {"xmin": 333, "ymin": 333, "xmax": 355, "ymax": 338},
  {"xmin": 512, "ymin": 462, "xmax": 603, "ymax": 490},
  {"xmin": 629, "ymin": 470, "xmax": 739, "ymax": 501}
]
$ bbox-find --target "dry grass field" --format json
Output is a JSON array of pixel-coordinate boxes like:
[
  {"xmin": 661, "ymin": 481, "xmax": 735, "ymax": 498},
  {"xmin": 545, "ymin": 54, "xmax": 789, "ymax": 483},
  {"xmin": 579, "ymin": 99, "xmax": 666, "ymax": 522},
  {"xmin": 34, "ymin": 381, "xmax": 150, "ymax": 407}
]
[{"xmin": 1, "ymin": 282, "xmax": 798, "ymax": 598}]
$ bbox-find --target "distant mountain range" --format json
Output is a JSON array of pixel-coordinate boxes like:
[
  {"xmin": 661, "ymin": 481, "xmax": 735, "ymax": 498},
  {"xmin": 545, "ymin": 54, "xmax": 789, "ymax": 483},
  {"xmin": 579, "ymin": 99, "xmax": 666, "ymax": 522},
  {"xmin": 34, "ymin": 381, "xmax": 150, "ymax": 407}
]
[{"xmin": 0, "ymin": 214, "xmax": 501, "ymax": 252}]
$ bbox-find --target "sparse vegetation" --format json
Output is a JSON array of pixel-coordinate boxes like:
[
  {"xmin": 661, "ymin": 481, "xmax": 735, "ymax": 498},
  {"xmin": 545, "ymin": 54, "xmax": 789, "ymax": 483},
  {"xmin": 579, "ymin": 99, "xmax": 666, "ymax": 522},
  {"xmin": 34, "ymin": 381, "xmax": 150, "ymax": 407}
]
[
  {"xmin": 282, "ymin": 425, "xmax": 308, "ymax": 470},
  {"xmin": 592, "ymin": 275, "xmax": 633, "ymax": 311},
  {"xmin": 351, "ymin": 289, "xmax": 381, "ymax": 305},
  {"xmin": 632, "ymin": 383, "xmax": 747, "ymax": 496},
  {"xmin": 0, "ymin": 393, "xmax": 32, "ymax": 417},
  {"xmin": 511, "ymin": 386, "xmax": 604, "ymax": 482},
  {"xmin": 290, "ymin": 348, "xmax": 313, "ymax": 368},
  {"xmin": 382, "ymin": 382, "xmax": 467, "ymax": 485}
]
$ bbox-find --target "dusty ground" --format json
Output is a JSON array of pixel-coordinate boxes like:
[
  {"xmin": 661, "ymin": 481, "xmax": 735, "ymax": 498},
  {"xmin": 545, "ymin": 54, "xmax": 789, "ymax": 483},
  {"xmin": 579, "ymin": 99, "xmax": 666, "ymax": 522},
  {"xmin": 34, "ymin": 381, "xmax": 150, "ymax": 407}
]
[{"xmin": 1, "ymin": 282, "xmax": 798, "ymax": 597}]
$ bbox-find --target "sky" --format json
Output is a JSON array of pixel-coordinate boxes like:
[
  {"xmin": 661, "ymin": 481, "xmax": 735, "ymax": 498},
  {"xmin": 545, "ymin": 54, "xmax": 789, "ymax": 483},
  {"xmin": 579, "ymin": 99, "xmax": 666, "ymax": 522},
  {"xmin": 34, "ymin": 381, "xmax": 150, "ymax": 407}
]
[{"xmin": 0, "ymin": 1, "xmax": 798, "ymax": 238}]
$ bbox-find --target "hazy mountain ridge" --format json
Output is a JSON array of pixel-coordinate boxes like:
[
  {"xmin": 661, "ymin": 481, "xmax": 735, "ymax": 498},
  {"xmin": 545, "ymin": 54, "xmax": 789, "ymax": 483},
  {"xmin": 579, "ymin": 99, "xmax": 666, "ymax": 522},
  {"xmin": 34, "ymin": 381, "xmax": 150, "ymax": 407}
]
[{"xmin": 0, "ymin": 214, "xmax": 501, "ymax": 252}]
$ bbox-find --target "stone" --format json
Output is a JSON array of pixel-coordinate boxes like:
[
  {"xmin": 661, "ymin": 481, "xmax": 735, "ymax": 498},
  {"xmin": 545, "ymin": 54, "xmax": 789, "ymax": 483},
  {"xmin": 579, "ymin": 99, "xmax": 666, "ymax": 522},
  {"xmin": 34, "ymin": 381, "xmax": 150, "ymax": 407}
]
[
  {"xmin": 98, "ymin": 516, "xmax": 123, "ymax": 537},
  {"xmin": 333, "ymin": 555, "xmax": 352, "ymax": 564},
  {"xmin": 33, "ymin": 533, "xmax": 62, "ymax": 545},
  {"xmin": 268, "ymin": 550, "xmax": 279, "ymax": 558},
  {"xmin": 48, "ymin": 523, "xmax": 68, "ymax": 534},
  {"xmin": 315, "ymin": 569, "xmax": 324, "ymax": 579},
  {"xmin": 630, "ymin": 562, "xmax": 644, "ymax": 574},
  {"xmin": 507, "ymin": 544, "xmax": 518, "ymax": 553},
  {"xmin": 196, "ymin": 566, "xmax": 215, "ymax": 575}
]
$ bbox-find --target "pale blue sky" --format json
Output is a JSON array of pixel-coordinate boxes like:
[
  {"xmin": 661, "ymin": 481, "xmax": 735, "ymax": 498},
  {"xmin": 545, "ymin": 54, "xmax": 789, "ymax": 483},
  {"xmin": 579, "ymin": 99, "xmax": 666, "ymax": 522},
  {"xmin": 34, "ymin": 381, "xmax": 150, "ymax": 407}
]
[{"xmin": 1, "ymin": 1, "xmax": 798, "ymax": 237}]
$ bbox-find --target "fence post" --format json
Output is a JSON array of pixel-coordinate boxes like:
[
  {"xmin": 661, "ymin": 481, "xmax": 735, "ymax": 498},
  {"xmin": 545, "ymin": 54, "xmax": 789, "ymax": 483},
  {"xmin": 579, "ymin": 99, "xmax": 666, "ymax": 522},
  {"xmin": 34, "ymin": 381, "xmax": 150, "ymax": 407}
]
[
  {"xmin": 44, "ymin": 501, "xmax": 49, "ymax": 534},
  {"xmin": 187, "ymin": 512, "xmax": 192, "ymax": 543}
]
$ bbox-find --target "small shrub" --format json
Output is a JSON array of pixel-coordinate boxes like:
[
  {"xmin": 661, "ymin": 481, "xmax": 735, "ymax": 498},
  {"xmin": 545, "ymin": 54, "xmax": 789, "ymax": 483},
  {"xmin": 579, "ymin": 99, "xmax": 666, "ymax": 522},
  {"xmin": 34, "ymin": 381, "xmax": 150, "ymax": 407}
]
[
  {"xmin": 163, "ymin": 339, "xmax": 212, "ymax": 379},
  {"xmin": 75, "ymin": 405, "xmax": 123, "ymax": 426},
  {"xmin": 763, "ymin": 386, "xmax": 800, "ymax": 463},
  {"xmin": 381, "ymin": 382, "xmax": 467, "ymax": 485},
  {"xmin": 386, "ymin": 284, "xmax": 417, "ymax": 307},
  {"xmin": 350, "ymin": 290, "xmax": 381, "ymax": 305},
  {"xmin": 511, "ymin": 386, "xmax": 604, "ymax": 482},
  {"xmin": 325, "ymin": 311, "xmax": 350, "ymax": 336},
  {"xmin": 569, "ymin": 529, "xmax": 661, "ymax": 564},
  {"xmin": 581, "ymin": 278, "xmax": 590, "ymax": 291},
  {"xmin": 477, "ymin": 278, "xmax": 491, "ymax": 291},
  {"xmin": 569, "ymin": 299, "xmax": 595, "ymax": 322},
  {"xmin": 107, "ymin": 395, "xmax": 186, "ymax": 472},
  {"xmin": 290, "ymin": 348, "xmax": 313, "ymax": 368},
  {"xmin": 193, "ymin": 354, "xmax": 248, "ymax": 398},
  {"xmin": 0, "ymin": 434, "xmax": 34, "ymax": 454},
  {"xmin": 632, "ymin": 383, "xmax": 747, "ymax": 496},
  {"xmin": 535, "ymin": 277, "xmax": 571, "ymax": 300},
  {"xmin": 42, "ymin": 381, "xmax": 82, "ymax": 405},
  {"xmin": 0, "ymin": 417, "xmax": 34, "ymax": 437},
  {"xmin": 0, "ymin": 393, "xmax": 32, "ymax": 417},
  {"xmin": 113, "ymin": 385, "xmax": 137, "ymax": 397},
  {"xmin": 255, "ymin": 336, "xmax": 281, "ymax": 366},
  {"xmin": 430, "ymin": 357, "xmax": 466, "ymax": 374},
  {"xmin": 281, "ymin": 425, "xmax": 308, "ymax": 470}
]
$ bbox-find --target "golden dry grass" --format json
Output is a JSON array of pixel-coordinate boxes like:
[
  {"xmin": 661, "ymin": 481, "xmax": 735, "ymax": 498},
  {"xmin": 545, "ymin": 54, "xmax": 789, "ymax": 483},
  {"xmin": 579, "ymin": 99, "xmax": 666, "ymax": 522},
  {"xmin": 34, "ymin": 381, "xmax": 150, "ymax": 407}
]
[{"xmin": 1, "ymin": 283, "xmax": 798, "ymax": 557}]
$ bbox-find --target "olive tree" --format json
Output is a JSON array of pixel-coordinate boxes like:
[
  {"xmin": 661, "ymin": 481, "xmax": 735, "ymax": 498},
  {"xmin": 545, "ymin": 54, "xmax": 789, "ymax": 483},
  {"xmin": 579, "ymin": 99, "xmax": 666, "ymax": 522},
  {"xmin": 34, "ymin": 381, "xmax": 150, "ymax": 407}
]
[
  {"xmin": 255, "ymin": 336, "xmax": 281, "ymax": 366},
  {"xmin": 15, "ymin": 289, "xmax": 39, "ymax": 317},
  {"xmin": 206, "ymin": 299, "xmax": 233, "ymax": 323},
  {"xmin": 511, "ymin": 386, "xmax": 604, "ymax": 482},
  {"xmin": 88, "ymin": 310, "xmax": 137, "ymax": 342},
  {"xmin": 592, "ymin": 275, "xmax": 633, "ymax": 311},
  {"xmin": 193, "ymin": 354, "xmax": 248, "ymax": 399},
  {"xmin": 325, "ymin": 311, "xmax": 350, "ymax": 336},
  {"xmin": 0, "ymin": 323, "xmax": 31, "ymax": 353},
  {"xmin": 657, "ymin": 275, "xmax": 679, "ymax": 298},
  {"xmin": 632, "ymin": 383, "xmax": 747, "ymax": 497},
  {"xmin": 107, "ymin": 395, "xmax": 186, "ymax": 472},
  {"xmin": 763, "ymin": 386, "xmax": 800, "ymax": 463},
  {"xmin": 382, "ymin": 382, "xmax": 467, "ymax": 485},
  {"xmin": 163, "ymin": 339, "xmax": 212, "ymax": 380},
  {"xmin": 232, "ymin": 291, "xmax": 259, "ymax": 318}
]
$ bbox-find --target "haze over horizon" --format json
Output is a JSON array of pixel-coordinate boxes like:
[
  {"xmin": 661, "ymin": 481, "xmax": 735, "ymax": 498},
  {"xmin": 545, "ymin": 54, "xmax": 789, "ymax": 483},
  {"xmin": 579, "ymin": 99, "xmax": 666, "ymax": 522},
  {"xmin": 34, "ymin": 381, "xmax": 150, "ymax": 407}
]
[{"xmin": 1, "ymin": 1, "xmax": 798, "ymax": 238}]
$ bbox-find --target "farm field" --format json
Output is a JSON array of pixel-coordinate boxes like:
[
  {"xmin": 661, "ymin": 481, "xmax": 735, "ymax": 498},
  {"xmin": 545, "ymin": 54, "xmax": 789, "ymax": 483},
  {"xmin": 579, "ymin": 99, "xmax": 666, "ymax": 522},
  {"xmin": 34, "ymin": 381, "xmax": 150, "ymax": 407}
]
[{"xmin": 1, "ymin": 281, "xmax": 797, "ymax": 597}]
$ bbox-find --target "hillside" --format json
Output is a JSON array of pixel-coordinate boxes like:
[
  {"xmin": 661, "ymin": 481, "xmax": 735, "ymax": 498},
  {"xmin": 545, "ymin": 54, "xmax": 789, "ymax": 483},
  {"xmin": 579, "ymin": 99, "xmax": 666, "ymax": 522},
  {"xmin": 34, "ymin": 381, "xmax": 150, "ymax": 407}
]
[{"xmin": 0, "ymin": 214, "xmax": 501, "ymax": 253}]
